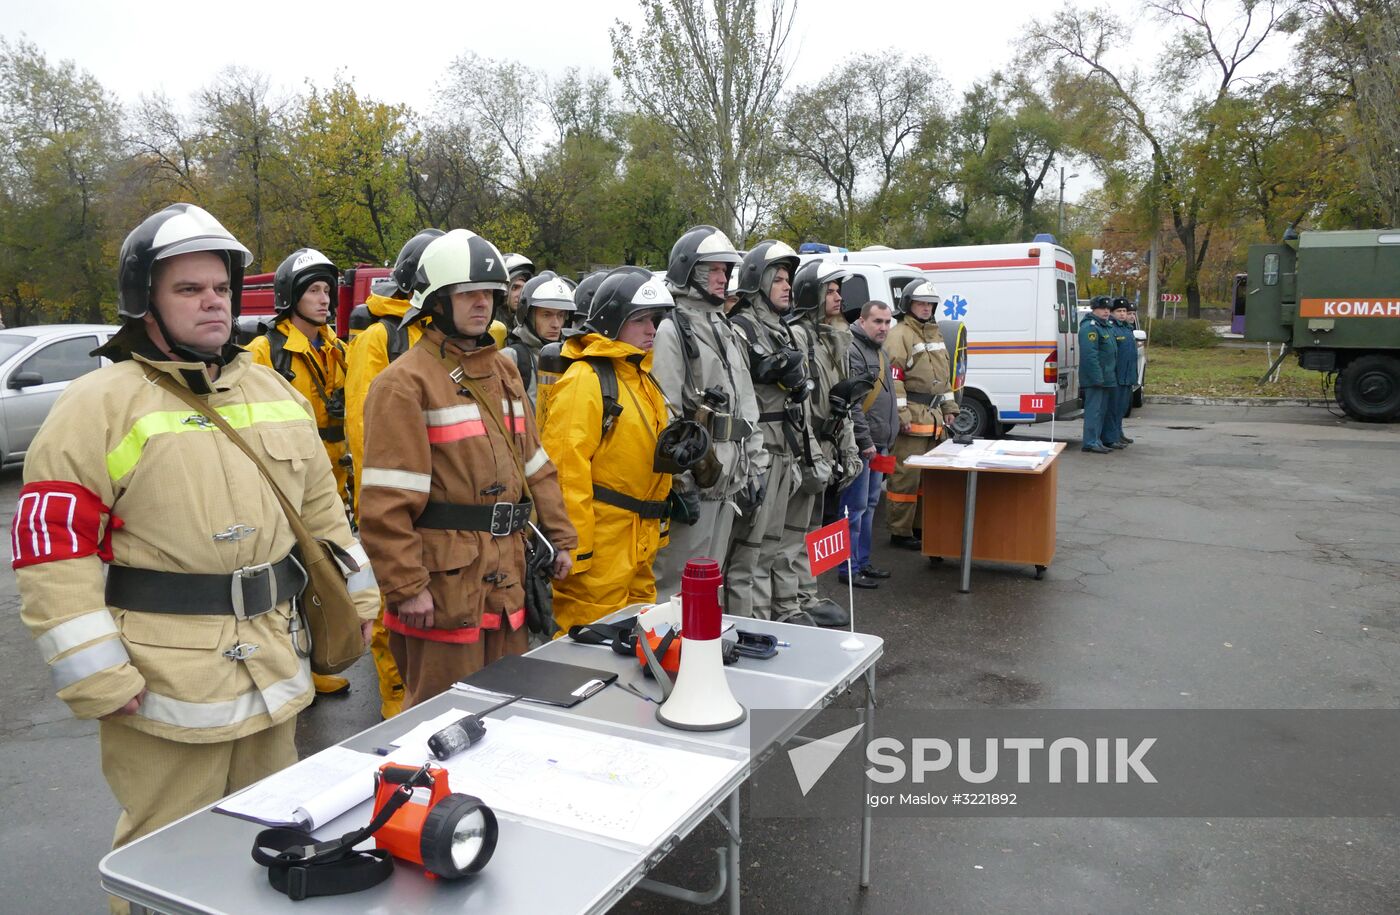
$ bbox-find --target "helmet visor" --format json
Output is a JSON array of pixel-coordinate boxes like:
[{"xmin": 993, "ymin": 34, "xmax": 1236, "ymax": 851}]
[
  {"xmin": 628, "ymin": 308, "xmax": 669, "ymax": 328},
  {"xmin": 155, "ymin": 236, "xmax": 253, "ymax": 266},
  {"xmin": 696, "ymin": 251, "xmax": 743, "ymax": 265},
  {"xmin": 444, "ymin": 281, "xmax": 508, "ymax": 295}
]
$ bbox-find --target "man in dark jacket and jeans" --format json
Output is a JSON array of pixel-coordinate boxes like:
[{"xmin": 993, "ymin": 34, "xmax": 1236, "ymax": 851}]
[{"xmin": 838, "ymin": 301, "xmax": 898, "ymax": 587}]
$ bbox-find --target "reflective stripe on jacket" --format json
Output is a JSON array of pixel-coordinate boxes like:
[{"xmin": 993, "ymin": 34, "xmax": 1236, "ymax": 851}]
[
  {"xmin": 358, "ymin": 328, "xmax": 577, "ymax": 641},
  {"xmin": 887, "ymin": 315, "xmax": 956, "ymax": 435},
  {"xmin": 15, "ymin": 352, "xmax": 380, "ymax": 742}
]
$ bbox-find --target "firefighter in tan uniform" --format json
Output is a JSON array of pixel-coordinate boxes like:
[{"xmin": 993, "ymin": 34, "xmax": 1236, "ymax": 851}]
[
  {"xmin": 359, "ymin": 229, "xmax": 577, "ymax": 708},
  {"xmin": 11, "ymin": 204, "xmax": 378, "ymax": 914},
  {"xmin": 506, "ymin": 271, "xmax": 577, "ymax": 409},
  {"xmin": 246, "ymin": 247, "xmax": 354, "ymax": 697},
  {"xmin": 887, "ymin": 280, "xmax": 959, "ymax": 549}
]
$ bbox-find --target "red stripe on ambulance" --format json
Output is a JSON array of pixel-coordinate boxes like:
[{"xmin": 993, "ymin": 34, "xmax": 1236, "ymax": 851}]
[{"xmin": 910, "ymin": 258, "xmax": 1039, "ymax": 271}]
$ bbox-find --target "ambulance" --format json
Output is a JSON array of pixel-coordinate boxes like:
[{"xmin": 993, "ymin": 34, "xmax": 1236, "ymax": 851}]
[{"xmin": 806, "ymin": 236, "xmax": 1084, "ymax": 437}]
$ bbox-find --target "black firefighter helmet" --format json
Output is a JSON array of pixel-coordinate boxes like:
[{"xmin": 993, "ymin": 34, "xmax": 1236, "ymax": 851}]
[
  {"xmin": 272, "ymin": 248, "xmax": 339, "ymax": 321},
  {"xmin": 584, "ymin": 267, "xmax": 676, "ymax": 339}
]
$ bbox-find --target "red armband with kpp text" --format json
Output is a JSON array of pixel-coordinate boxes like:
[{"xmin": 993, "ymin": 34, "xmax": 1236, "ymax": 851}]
[{"xmin": 11, "ymin": 481, "xmax": 123, "ymax": 569}]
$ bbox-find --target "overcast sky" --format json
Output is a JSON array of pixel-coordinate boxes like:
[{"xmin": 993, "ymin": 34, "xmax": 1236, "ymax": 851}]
[{"xmin": 5, "ymin": 0, "xmax": 1293, "ymax": 200}]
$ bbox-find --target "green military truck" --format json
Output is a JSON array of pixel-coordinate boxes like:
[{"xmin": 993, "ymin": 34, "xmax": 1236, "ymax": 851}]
[{"xmin": 1245, "ymin": 229, "xmax": 1400, "ymax": 421}]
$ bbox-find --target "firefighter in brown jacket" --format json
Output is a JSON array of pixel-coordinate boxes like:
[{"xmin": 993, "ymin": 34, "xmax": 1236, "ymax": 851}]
[
  {"xmin": 887, "ymin": 279, "xmax": 960, "ymax": 548},
  {"xmin": 359, "ymin": 229, "xmax": 576, "ymax": 707}
]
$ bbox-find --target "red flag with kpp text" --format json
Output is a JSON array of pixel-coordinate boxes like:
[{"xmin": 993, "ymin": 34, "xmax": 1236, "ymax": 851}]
[{"xmin": 805, "ymin": 519, "xmax": 850, "ymax": 576}]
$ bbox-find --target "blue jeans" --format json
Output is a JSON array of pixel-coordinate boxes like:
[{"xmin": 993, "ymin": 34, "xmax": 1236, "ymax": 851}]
[
  {"xmin": 1082, "ymin": 386, "xmax": 1111, "ymax": 449},
  {"xmin": 838, "ymin": 459, "xmax": 884, "ymax": 572}
]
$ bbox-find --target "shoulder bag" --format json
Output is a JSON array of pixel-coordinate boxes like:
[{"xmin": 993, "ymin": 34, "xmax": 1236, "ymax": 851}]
[{"xmin": 147, "ymin": 370, "xmax": 364, "ymax": 674}]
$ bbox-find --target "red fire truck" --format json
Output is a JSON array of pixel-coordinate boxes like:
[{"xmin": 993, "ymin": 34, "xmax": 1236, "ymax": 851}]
[{"xmin": 234, "ymin": 263, "xmax": 390, "ymax": 344}]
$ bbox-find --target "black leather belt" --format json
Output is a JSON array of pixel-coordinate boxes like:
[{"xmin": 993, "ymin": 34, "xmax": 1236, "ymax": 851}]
[
  {"xmin": 907, "ymin": 391, "xmax": 936, "ymax": 406},
  {"xmin": 416, "ymin": 500, "xmax": 532, "ymax": 536},
  {"xmin": 105, "ymin": 554, "xmax": 306, "ymax": 620},
  {"xmin": 319, "ymin": 425, "xmax": 346, "ymax": 443},
  {"xmin": 592, "ymin": 485, "xmax": 667, "ymax": 520}
]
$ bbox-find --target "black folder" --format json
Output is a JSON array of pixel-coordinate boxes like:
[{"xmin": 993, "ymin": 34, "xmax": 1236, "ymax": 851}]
[{"xmin": 455, "ymin": 654, "xmax": 618, "ymax": 707}]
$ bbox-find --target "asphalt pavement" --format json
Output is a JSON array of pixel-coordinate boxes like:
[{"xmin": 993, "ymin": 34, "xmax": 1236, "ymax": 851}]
[{"xmin": 1, "ymin": 403, "xmax": 1398, "ymax": 913}]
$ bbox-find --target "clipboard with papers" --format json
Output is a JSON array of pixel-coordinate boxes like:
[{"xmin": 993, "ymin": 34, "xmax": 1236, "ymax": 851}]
[
  {"xmin": 213, "ymin": 746, "xmax": 382, "ymax": 830},
  {"xmin": 453, "ymin": 654, "xmax": 618, "ymax": 707}
]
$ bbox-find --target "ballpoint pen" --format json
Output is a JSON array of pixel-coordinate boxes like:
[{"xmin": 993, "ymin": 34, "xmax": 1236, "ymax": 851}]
[{"xmin": 613, "ymin": 680, "xmax": 659, "ymax": 703}]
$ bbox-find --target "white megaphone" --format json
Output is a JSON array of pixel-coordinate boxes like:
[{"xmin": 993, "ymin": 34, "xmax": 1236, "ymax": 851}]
[{"xmin": 636, "ymin": 558, "xmax": 745, "ymax": 731}]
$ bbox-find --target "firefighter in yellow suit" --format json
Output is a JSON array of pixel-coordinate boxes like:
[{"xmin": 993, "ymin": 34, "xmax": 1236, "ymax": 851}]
[
  {"xmin": 886, "ymin": 280, "xmax": 960, "ymax": 550},
  {"xmin": 541, "ymin": 267, "xmax": 674, "ymax": 632},
  {"xmin": 344, "ymin": 229, "xmax": 506, "ymax": 716},
  {"xmin": 345, "ymin": 231, "xmax": 437, "ymax": 718},
  {"xmin": 246, "ymin": 247, "xmax": 354, "ymax": 696},
  {"xmin": 13, "ymin": 204, "xmax": 378, "ymax": 914},
  {"xmin": 246, "ymin": 248, "xmax": 350, "ymax": 505}
]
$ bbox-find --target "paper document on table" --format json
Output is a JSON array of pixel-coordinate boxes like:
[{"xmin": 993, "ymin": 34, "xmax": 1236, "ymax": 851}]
[
  {"xmin": 438, "ymin": 716, "xmax": 742, "ymax": 848},
  {"xmin": 214, "ymin": 746, "xmax": 382, "ymax": 829},
  {"xmin": 907, "ymin": 438, "xmax": 1051, "ymax": 469},
  {"xmin": 986, "ymin": 442, "xmax": 1055, "ymax": 457},
  {"xmin": 950, "ymin": 452, "xmax": 1045, "ymax": 469}
]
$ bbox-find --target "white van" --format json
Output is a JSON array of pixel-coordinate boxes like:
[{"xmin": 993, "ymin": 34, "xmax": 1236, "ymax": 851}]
[{"xmin": 806, "ymin": 239, "xmax": 1084, "ymax": 437}]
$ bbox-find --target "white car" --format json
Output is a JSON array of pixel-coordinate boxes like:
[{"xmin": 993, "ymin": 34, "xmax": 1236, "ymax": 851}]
[{"xmin": 0, "ymin": 324, "xmax": 120, "ymax": 466}]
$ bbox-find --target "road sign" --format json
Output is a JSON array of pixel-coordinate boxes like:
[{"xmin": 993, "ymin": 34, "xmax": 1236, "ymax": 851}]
[
  {"xmin": 1160, "ymin": 293, "xmax": 1183, "ymax": 303},
  {"xmin": 1020, "ymin": 393, "xmax": 1055, "ymax": 414}
]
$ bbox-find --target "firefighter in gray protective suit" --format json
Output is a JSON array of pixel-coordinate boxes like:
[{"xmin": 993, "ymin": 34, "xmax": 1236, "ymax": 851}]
[
  {"xmin": 726, "ymin": 240, "xmax": 826, "ymax": 622},
  {"xmin": 651, "ymin": 226, "xmax": 767, "ymax": 600},
  {"xmin": 788, "ymin": 260, "xmax": 864, "ymax": 625}
]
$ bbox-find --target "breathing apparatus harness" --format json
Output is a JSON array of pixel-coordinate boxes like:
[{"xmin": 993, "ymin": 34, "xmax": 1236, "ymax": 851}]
[
  {"xmin": 264, "ymin": 325, "xmax": 348, "ymax": 440},
  {"xmin": 729, "ymin": 305, "xmax": 816, "ymax": 470},
  {"xmin": 537, "ymin": 342, "xmax": 708, "ymax": 516},
  {"xmin": 655, "ymin": 302, "xmax": 751, "ymax": 508}
]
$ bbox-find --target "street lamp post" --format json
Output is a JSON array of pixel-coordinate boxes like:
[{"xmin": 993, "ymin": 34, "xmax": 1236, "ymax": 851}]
[{"xmin": 1058, "ymin": 166, "xmax": 1080, "ymax": 236}]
